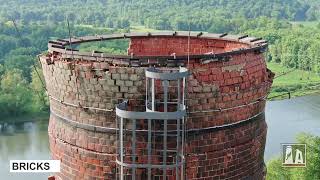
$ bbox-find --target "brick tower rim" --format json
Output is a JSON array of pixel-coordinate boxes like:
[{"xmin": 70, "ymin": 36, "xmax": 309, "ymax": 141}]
[{"xmin": 47, "ymin": 31, "xmax": 268, "ymax": 64}]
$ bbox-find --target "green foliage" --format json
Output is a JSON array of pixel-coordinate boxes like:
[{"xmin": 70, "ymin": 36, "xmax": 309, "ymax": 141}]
[
  {"xmin": 266, "ymin": 134, "xmax": 320, "ymax": 180},
  {"xmin": 297, "ymin": 133, "xmax": 320, "ymax": 179},
  {"xmin": 267, "ymin": 62, "xmax": 320, "ymax": 99},
  {"xmin": 78, "ymin": 39, "xmax": 129, "ymax": 54},
  {"xmin": 30, "ymin": 67, "xmax": 49, "ymax": 112},
  {"xmin": 0, "ymin": 0, "xmax": 318, "ymax": 29},
  {"xmin": 0, "ymin": 19, "xmax": 121, "ymax": 118},
  {"xmin": 266, "ymin": 158, "xmax": 290, "ymax": 180},
  {"xmin": 4, "ymin": 55, "xmax": 35, "ymax": 82},
  {"xmin": 0, "ymin": 69, "xmax": 32, "ymax": 116},
  {"xmin": 0, "ymin": 35, "xmax": 17, "ymax": 60},
  {"xmin": 245, "ymin": 24, "xmax": 320, "ymax": 74}
]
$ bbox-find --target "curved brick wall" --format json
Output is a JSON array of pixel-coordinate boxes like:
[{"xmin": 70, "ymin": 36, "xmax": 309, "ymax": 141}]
[{"xmin": 40, "ymin": 32, "xmax": 274, "ymax": 180}]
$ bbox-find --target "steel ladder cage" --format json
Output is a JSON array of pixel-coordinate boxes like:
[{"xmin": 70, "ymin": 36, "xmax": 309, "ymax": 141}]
[{"xmin": 115, "ymin": 67, "xmax": 189, "ymax": 180}]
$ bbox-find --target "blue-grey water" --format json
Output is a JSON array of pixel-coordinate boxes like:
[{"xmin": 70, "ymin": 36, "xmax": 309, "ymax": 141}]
[
  {"xmin": 265, "ymin": 94, "xmax": 320, "ymax": 160},
  {"xmin": 0, "ymin": 95, "xmax": 319, "ymax": 179},
  {"xmin": 0, "ymin": 120, "xmax": 51, "ymax": 179}
]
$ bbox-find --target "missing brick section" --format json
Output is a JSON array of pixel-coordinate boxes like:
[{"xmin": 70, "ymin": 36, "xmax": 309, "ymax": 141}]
[{"xmin": 40, "ymin": 31, "xmax": 273, "ymax": 180}]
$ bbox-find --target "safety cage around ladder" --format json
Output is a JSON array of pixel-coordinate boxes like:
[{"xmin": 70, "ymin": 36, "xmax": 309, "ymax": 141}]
[{"xmin": 115, "ymin": 67, "xmax": 189, "ymax": 180}]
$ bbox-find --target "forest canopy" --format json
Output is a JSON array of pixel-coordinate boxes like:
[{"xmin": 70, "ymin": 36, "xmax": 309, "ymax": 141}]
[{"xmin": 1, "ymin": 0, "xmax": 320, "ymax": 29}]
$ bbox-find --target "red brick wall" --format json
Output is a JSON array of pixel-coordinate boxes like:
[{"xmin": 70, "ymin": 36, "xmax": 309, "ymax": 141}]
[
  {"xmin": 41, "ymin": 36, "xmax": 272, "ymax": 180},
  {"xmin": 48, "ymin": 118, "xmax": 117, "ymax": 179},
  {"xmin": 128, "ymin": 37, "xmax": 249, "ymax": 56}
]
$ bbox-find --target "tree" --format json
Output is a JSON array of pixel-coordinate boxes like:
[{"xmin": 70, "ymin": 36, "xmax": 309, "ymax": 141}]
[
  {"xmin": 0, "ymin": 69, "xmax": 32, "ymax": 116},
  {"xmin": 4, "ymin": 54, "xmax": 35, "ymax": 82},
  {"xmin": 30, "ymin": 67, "xmax": 49, "ymax": 112},
  {"xmin": 266, "ymin": 133, "xmax": 320, "ymax": 180},
  {"xmin": 0, "ymin": 35, "xmax": 17, "ymax": 59}
]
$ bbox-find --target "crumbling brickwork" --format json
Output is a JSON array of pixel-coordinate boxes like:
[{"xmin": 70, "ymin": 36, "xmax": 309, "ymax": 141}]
[{"xmin": 40, "ymin": 32, "xmax": 273, "ymax": 180}]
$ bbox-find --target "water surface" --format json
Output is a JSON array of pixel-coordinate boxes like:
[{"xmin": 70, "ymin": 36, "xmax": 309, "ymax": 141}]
[
  {"xmin": 0, "ymin": 120, "xmax": 51, "ymax": 179},
  {"xmin": 265, "ymin": 95, "xmax": 320, "ymax": 160}
]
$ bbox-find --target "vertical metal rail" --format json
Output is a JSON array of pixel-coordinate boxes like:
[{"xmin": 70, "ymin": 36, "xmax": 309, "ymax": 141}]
[
  {"xmin": 116, "ymin": 116, "xmax": 118, "ymax": 180},
  {"xmin": 149, "ymin": 76, "xmax": 155, "ymax": 180},
  {"xmin": 177, "ymin": 79, "xmax": 181, "ymax": 110},
  {"xmin": 182, "ymin": 77, "xmax": 186, "ymax": 105},
  {"xmin": 163, "ymin": 80, "xmax": 168, "ymax": 112},
  {"xmin": 181, "ymin": 117, "xmax": 185, "ymax": 180},
  {"xmin": 120, "ymin": 117, "xmax": 124, "ymax": 180},
  {"xmin": 181, "ymin": 76, "xmax": 186, "ymax": 180},
  {"xmin": 146, "ymin": 77, "xmax": 148, "ymax": 108},
  {"xmin": 151, "ymin": 79, "xmax": 155, "ymax": 111},
  {"xmin": 163, "ymin": 80, "xmax": 168, "ymax": 180},
  {"xmin": 132, "ymin": 119, "xmax": 136, "ymax": 180},
  {"xmin": 177, "ymin": 78, "xmax": 181, "ymax": 180},
  {"xmin": 176, "ymin": 118, "xmax": 180, "ymax": 180},
  {"xmin": 147, "ymin": 118, "xmax": 152, "ymax": 180}
]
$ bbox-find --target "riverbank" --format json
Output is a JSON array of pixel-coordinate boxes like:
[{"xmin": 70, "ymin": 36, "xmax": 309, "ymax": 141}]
[{"xmin": 267, "ymin": 62, "xmax": 320, "ymax": 100}]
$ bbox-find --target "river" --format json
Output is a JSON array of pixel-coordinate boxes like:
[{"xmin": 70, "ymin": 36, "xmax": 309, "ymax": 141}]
[
  {"xmin": 265, "ymin": 94, "xmax": 320, "ymax": 160},
  {"xmin": 0, "ymin": 95, "xmax": 319, "ymax": 179},
  {"xmin": 0, "ymin": 120, "xmax": 51, "ymax": 179}
]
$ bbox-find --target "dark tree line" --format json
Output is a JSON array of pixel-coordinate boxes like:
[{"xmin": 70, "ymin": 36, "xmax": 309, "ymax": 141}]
[{"xmin": 1, "ymin": 0, "xmax": 320, "ymax": 30}]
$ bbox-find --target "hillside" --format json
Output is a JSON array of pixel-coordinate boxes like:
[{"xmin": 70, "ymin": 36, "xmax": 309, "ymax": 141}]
[{"xmin": 0, "ymin": 0, "xmax": 319, "ymax": 31}]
